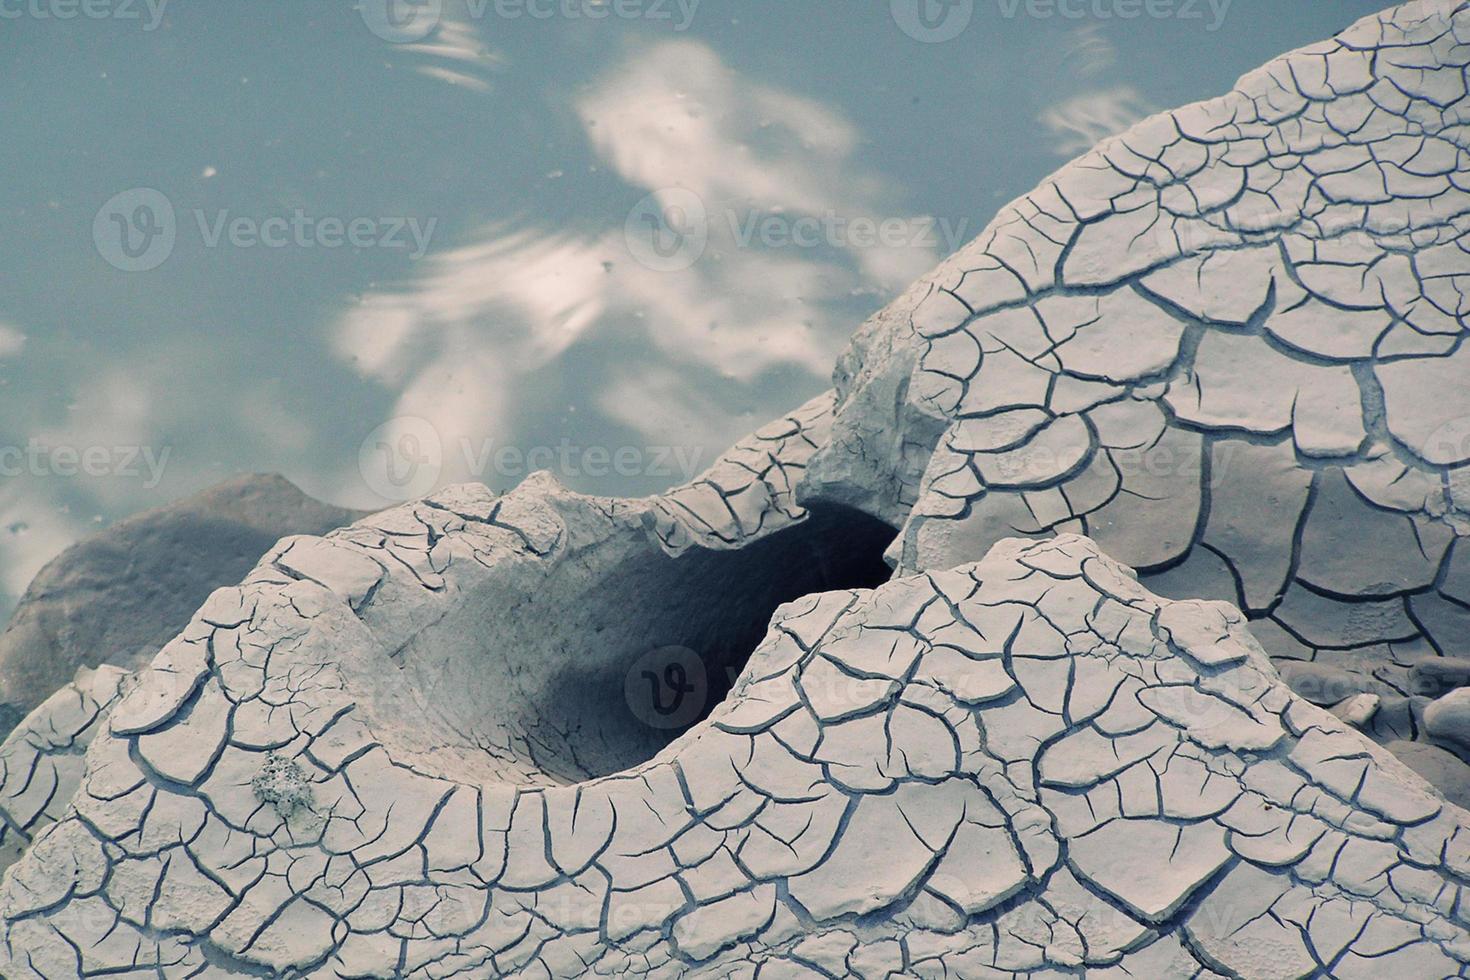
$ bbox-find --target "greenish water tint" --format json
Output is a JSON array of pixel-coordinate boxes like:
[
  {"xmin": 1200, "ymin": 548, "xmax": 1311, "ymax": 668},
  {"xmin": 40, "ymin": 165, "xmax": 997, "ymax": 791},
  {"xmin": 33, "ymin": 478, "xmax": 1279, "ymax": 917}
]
[{"xmin": 0, "ymin": 0, "xmax": 1387, "ymax": 613}]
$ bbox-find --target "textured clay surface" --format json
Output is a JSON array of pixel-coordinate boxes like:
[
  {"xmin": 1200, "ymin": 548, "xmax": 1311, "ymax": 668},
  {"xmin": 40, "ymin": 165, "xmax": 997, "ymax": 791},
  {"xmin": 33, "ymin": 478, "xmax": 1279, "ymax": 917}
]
[
  {"xmin": 4, "ymin": 3, "xmax": 1470, "ymax": 978},
  {"xmin": 0, "ymin": 474, "xmax": 366, "ymax": 735},
  {"xmin": 7, "ymin": 513, "xmax": 1470, "ymax": 977},
  {"xmin": 802, "ymin": 0, "xmax": 1470, "ymax": 778}
]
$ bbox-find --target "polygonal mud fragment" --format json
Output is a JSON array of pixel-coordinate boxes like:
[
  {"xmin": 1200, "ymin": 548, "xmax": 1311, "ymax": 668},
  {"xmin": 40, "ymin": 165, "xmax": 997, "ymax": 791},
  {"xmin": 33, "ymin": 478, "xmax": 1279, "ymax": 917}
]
[
  {"xmin": 0, "ymin": 474, "xmax": 365, "ymax": 735},
  {"xmin": 1068, "ymin": 818, "xmax": 1233, "ymax": 924},
  {"xmin": 0, "ymin": 666, "xmax": 128, "ymax": 875},
  {"xmin": 4, "ymin": 520, "xmax": 1470, "ymax": 977},
  {"xmin": 6, "ymin": 3, "xmax": 1470, "ymax": 977},
  {"xmin": 799, "ymin": 0, "xmax": 1470, "ymax": 793}
]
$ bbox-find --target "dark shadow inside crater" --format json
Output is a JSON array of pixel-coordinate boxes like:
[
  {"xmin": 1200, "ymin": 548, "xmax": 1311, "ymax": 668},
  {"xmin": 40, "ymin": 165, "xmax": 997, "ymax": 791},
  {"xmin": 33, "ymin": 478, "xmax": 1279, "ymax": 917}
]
[
  {"xmin": 385, "ymin": 502, "xmax": 897, "ymax": 786},
  {"xmin": 538, "ymin": 503, "xmax": 899, "ymax": 781},
  {"xmin": 404, "ymin": 503, "xmax": 897, "ymax": 785}
]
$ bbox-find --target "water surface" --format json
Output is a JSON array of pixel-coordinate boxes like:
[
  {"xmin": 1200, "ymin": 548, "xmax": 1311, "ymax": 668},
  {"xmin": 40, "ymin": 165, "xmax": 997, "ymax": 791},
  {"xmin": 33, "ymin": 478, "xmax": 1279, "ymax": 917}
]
[{"xmin": 0, "ymin": 0, "xmax": 1388, "ymax": 613}]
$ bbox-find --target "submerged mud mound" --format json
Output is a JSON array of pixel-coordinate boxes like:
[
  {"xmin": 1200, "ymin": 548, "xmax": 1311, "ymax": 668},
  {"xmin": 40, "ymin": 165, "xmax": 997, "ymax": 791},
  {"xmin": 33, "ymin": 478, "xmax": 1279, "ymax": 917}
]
[{"xmin": 0, "ymin": 474, "xmax": 365, "ymax": 734}]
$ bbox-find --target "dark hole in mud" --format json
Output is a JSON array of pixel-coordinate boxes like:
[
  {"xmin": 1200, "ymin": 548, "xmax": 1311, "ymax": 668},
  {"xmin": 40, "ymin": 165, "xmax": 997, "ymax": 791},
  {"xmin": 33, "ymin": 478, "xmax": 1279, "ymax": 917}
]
[
  {"xmin": 385, "ymin": 502, "xmax": 897, "ymax": 786},
  {"xmin": 532, "ymin": 503, "xmax": 897, "ymax": 781}
]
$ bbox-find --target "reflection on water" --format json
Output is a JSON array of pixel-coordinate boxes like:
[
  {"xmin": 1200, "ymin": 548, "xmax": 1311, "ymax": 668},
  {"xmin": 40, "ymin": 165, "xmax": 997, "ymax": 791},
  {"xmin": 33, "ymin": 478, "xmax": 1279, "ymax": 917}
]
[{"xmin": 0, "ymin": 0, "xmax": 1384, "ymax": 612}]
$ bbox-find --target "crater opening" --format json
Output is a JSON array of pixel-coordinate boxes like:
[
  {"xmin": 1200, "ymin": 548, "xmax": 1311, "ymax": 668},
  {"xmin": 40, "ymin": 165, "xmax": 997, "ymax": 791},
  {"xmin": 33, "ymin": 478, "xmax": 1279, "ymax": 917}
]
[{"xmin": 377, "ymin": 502, "xmax": 896, "ymax": 786}]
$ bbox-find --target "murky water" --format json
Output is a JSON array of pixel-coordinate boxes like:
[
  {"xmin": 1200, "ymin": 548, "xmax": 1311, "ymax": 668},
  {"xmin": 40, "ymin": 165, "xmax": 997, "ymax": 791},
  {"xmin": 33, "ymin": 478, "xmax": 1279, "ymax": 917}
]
[{"xmin": 0, "ymin": 0, "xmax": 1385, "ymax": 612}]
